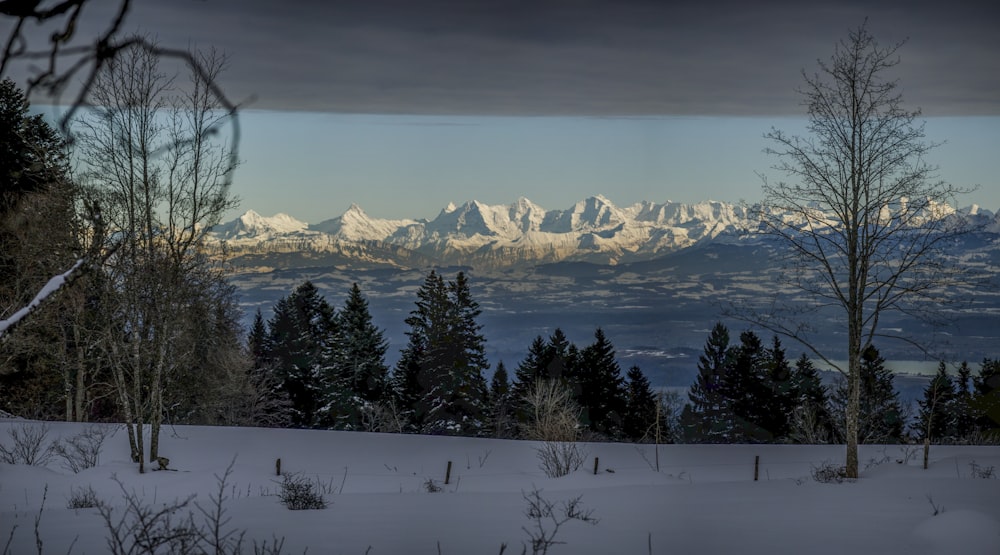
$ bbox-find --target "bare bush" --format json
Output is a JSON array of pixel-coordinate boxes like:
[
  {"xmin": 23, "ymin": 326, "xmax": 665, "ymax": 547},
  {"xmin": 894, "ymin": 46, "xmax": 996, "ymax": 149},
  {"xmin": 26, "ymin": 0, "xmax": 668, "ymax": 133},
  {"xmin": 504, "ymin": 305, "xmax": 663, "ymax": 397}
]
[
  {"xmin": 811, "ymin": 461, "xmax": 850, "ymax": 484},
  {"xmin": 520, "ymin": 488, "xmax": 598, "ymax": 555},
  {"xmin": 54, "ymin": 424, "xmax": 116, "ymax": 473},
  {"xmin": 968, "ymin": 461, "xmax": 997, "ymax": 479},
  {"xmin": 521, "ymin": 380, "xmax": 580, "ymax": 442},
  {"xmin": 536, "ymin": 442, "xmax": 587, "ymax": 479},
  {"xmin": 67, "ymin": 485, "xmax": 103, "ymax": 510},
  {"xmin": 277, "ymin": 473, "xmax": 327, "ymax": 510},
  {"xmin": 0, "ymin": 423, "xmax": 54, "ymax": 466}
]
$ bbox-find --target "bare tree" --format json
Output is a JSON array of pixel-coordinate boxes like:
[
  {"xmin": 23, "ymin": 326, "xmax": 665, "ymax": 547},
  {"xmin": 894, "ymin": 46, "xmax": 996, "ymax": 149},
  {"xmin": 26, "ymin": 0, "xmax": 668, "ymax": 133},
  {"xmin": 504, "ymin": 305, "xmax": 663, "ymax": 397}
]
[
  {"xmin": 0, "ymin": 0, "xmax": 240, "ymax": 344},
  {"xmin": 74, "ymin": 40, "xmax": 237, "ymax": 471},
  {"xmin": 738, "ymin": 23, "xmax": 977, "ymax": 478}
]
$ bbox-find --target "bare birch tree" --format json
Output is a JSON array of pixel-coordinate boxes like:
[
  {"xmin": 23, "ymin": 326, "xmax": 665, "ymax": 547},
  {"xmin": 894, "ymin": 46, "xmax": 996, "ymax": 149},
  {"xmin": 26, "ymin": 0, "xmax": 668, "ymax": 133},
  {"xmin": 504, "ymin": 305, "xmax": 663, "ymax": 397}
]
[
  {"xmin": 75, "ymin": 41, "xmax": 237, "ymax": 472},
  {"xmin": 741, "ymin": 23, "xmax": 977, "ymax": 478}
]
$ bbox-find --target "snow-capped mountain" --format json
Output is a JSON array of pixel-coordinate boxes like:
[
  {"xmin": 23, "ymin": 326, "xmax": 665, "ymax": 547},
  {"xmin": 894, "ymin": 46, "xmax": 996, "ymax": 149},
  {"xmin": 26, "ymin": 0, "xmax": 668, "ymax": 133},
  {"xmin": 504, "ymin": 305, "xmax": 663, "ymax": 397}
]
[{"xmin": 206, "ymin": 197, "xmax": 998, "ymax": 271}]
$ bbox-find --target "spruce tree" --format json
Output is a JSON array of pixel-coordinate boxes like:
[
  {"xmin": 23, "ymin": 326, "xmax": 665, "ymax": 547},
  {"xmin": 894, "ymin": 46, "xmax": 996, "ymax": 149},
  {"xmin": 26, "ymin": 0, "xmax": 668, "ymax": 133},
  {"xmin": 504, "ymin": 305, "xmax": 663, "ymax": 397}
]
[
  {"xmin": 832, "ymin": 345, "xmax": 904, "ymax": 443},
  {"xmin": 623, "ymin": 366, "xmax": 658, "ymax": 442},
  {"xmin": 790, "ymin": 354, "xmax": 834, "ymax": 443},
  {"xmin": 393, "ymin": 271, "xmax": 490, "ymax": 435},
  {"xmin": 971, "ymin": 358, "xmax": 1000, "ymax": 436},
  {"xmin": 953, "ymin": 361, "xmax": 975, "ymax": 440},
  {"xmin": 576, "ymin": 328, "xmax": 627, "ymax": 438},
  {"xmin": 761, "ymin": 336, "xmax": 796, "ymax": 441},
  {"xmin": 723, "ymin": 330, "xmax": 771, "ymax": 442},
  {"xmin": 488, "ymin": 361, "xmax": 515, "ymax": 438},
  {"xmin": 266, "ymin": 281, "xmax": 337, "ymax": 428},
  {"xmin": 687, "ymin": 322, "xmax": 732, "ymax": 442},
  {"xmin": 324, "ymin": 283, "xmax": 390, "ymax": 429},
  {"xmin": 915, "ymin": 362, "xmax": 956, "ymax": 442}
]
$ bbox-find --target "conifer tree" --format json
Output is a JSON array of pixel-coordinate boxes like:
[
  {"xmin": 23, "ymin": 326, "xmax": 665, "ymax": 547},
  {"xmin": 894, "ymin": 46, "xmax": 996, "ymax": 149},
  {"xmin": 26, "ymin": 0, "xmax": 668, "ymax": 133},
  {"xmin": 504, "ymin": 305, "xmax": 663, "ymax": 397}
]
[
  {"xmin": 687, "ymin": 322, "xmax": 732, "ymax": 442},
  {"xmin": 394, "ymin": 271, "xmax": 490, "ymax": 435},
  {"xmin": 266, "ymin": 281, "xmax": 336, "ymax": 428},
  {"xmin": 488, "ymin": 361, "xmax": 515, "ymax": 438},
  {"xmin": 953, "ymin": 361, "xmax": 975, "ymax": 440},
  {"xmin": 576, "ymin": 328, "xmax": 627, "ymax": 437},
  {"xmin": 723, "ymin": 330, "xmax": 771, "ymax": 442},
  {"xmin": 832, "ymin": 345, "xmax": 904, "ymax": 443},
  {"xmin": 623, "ymin": 366, "xmax": 658, "ymax": 442},
  {"xmin": 915, "ymin": 362, "xmax": 956, "ymax": 442},
  {"xmin": 789, "ymin": 354, "xmax": 834, "ymax": 443},
  {"xmin": 325, "ymin": 283, "xmax": 389, "ymax": 429},
  {"xmin": 971, "ymin": 358, "xmax": 1000, "ymax": 435},
  {"xmin": 761, "ymin": 336, "xmax": 796, "ymax": 440}
]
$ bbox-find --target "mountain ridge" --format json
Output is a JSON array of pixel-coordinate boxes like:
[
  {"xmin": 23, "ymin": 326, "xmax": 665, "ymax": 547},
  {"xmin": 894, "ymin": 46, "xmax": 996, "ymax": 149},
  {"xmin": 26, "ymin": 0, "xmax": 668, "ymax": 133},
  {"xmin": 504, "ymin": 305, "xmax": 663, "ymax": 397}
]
[{"xmin": 208, "ymin": 197, "xmax": 999, "ymax": 271}]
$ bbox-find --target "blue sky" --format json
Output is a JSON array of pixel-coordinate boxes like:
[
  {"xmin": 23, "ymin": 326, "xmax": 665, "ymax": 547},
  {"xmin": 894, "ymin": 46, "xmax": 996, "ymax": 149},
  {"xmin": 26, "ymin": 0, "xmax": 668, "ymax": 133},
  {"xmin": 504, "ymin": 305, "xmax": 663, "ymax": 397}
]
[{"xmin": 234, "ymin": 112, "xmax": 1000, "ymax": 222}]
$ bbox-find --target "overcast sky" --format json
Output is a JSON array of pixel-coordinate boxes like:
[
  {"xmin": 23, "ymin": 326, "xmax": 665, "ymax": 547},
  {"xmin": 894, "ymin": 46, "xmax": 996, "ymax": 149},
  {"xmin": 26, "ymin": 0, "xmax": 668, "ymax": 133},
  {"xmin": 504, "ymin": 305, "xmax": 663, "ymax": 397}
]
[{"xmin": 11, "ymin": 0, "xmax": 1000, "ymax": 221}]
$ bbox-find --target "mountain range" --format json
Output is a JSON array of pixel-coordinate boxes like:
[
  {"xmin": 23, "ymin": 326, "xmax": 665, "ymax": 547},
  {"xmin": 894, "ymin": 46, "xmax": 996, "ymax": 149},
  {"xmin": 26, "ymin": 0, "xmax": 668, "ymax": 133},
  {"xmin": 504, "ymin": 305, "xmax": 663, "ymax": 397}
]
[
  {"xmin": 208, "ymin": 196, "xmax": 999, "ymax": 271},
  {"xmin": 211, "ymin": 196, "xmax": 1000, "ymax": 390}
]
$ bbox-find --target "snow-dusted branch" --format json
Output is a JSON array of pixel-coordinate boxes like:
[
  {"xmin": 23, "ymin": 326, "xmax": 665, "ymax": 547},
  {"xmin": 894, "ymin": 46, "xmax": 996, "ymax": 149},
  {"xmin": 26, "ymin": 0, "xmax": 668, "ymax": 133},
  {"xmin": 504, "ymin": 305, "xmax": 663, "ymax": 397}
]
[{"xmin": 0, "ymin": 258, "xmax": 85, "ymax": 340}]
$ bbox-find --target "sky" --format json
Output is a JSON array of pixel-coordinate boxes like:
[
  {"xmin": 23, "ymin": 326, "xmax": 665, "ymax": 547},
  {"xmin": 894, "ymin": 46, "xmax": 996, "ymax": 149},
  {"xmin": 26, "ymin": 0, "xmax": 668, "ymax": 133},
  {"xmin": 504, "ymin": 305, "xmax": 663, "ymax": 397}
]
[{"xmin": 8, "ymin": 0, "xmax": 1000, "ymax": 222}]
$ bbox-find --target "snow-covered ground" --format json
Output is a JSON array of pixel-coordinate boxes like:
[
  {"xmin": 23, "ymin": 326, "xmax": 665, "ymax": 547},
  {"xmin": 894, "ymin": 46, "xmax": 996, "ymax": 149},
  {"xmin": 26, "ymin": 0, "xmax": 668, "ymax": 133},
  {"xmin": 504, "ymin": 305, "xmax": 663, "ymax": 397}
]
[{"xmin": 1, "ymin": 419, "xmax": 998, "ymax": 554}]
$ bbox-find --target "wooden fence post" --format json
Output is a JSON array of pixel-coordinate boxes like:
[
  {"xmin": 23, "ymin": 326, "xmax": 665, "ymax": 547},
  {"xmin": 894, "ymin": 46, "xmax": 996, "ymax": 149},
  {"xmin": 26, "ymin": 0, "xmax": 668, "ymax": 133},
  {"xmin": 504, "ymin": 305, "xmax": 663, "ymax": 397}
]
[
  {"xmin": 445, "ymin": 460, "xmax": 453, "ymax": 485},
  {"xmin": 276, "ymin": 458, "xmax": 281, "ymax": 476},
  {"xmin": 754, "ymin": 455, "xmax": 759, "ymax": 481},
  {"xmin": 593, "ymin": 457, "xmax": 599, "ymax": 475}
]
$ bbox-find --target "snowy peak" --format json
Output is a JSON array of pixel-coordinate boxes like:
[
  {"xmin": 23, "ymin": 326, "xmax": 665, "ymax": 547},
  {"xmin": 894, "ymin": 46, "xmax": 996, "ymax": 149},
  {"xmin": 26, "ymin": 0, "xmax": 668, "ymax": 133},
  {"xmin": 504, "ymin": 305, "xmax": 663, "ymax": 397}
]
[
  {"xmin": 214, "ymin": 210, "xmax": 308, "ymax": 240},
  {"xmin": 312, "ymin": 204, "xmax": 418, "ymax": 242}
]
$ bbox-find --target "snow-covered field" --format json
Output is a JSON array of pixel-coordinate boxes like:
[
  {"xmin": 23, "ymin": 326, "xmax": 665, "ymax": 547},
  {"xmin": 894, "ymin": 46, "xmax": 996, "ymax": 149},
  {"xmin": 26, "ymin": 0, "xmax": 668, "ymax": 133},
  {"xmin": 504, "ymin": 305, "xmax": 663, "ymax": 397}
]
[{"xmin": 2, "ymin": 419, "xmax": 998, "ymax": 554}]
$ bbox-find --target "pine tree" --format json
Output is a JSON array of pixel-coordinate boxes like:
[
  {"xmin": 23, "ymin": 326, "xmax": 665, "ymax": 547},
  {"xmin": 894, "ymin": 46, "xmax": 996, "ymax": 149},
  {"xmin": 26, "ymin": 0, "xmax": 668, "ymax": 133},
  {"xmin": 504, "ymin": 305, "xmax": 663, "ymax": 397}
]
[
  {"xmin": 971, "ymin": 358, "xmax": 1000, "ymax": 436},
  {"xmin": 393, "ymin": 271, "xmax": 490, "ymax": 435},
  {"xmin": 832, "ymin": 345, "xmax": 904, "ymax": 443},
  {"xmin": 915, "ymin": 362, "xmax": 956, "ymax": 442},
  {"xmin": 325, "ymin": 283, "xmax": 389, "ymax": 429},
  {"xmin": 723, "ymin": 330, "xmax": 771, "ymax": 442},
  {"xmin": 687, "ymin": 322, "xmax": 732, "ymax": 443},
  {"xmin": 789, "ymin": 354, "xmax": 834, "ymax": 443},
  {"xmin": 512, "ymin": 335, "xmax": 550, "ymax": 404},
  {"xmin": 393, "ymin": 271, "xmax": 448, "ymax": 429},
  {"xmin": 761, "ymin": 336, "xmax": 796, "ymax": 441},
  {"xmin": 953, "ymin": 361, "xmax": 975, "ymax": 440},
  {"xmin": 488, "ymin": 361, "xmax": 515, "ymax": 438},
  {"xmin": 576, "ymin": 328, "xmax": 627, "ymax": 438},
  {"xmin": 266, "ymin": 281, "xmax": 337, "ymax": 428},
  {"xmin": 623, "ymin": 366, "xmax": 658, "ymax": 442}
]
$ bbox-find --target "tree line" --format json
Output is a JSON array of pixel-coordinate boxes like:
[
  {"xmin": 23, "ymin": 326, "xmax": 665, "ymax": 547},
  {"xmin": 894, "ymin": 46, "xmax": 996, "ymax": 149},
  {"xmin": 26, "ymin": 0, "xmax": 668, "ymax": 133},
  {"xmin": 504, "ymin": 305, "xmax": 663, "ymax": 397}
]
[
  {"xmin": 682, "ymin": 322, "xmax": 1000, "ymax": 444},
  {"xmin": 246, "ymin": 273, "xmax": 663, "ymax": 442}
]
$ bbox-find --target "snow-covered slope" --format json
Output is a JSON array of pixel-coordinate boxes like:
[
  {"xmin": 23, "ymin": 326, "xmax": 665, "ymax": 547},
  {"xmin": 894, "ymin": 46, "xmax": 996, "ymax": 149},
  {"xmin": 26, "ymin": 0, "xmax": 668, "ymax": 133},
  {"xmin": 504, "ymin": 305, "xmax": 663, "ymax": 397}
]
[{"xmin": 2, "ymin": 420, "xmax": 999, "ymax": 554}]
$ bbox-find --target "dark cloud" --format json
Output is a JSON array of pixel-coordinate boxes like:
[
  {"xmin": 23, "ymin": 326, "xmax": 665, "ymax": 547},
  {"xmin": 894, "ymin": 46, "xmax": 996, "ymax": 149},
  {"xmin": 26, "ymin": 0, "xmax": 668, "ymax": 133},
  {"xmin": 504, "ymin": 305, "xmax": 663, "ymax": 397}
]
[{"xmin": 10, "ymin": 0, "xmax": 1000, "ymax": 115}]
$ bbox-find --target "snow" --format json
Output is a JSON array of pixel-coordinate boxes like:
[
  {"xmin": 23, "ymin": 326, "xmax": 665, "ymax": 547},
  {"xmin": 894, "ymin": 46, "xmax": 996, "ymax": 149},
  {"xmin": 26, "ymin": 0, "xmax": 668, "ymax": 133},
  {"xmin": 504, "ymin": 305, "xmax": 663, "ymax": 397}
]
[
  {"xmin": 0, "ymin": 259, "xmax": 84, "ymax": 337},
  {"xmin": 1, "ymin": 420, "xmax": 998, "ymax": 554}
]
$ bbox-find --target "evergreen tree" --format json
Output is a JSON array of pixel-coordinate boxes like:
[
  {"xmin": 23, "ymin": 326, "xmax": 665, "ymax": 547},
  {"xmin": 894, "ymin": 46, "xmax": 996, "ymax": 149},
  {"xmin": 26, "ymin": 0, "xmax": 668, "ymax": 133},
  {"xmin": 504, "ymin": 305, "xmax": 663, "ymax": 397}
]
[
  {"xmin": 325, "ymin": 283, "xmax": 389, "ymax": 429},
  {"xmin": 953, "ymin": 361, "xmax": 975, "ymax": 440},
  {"xmin": 723, "ymin": 330, "xmax": 771, "ymax": 442},
  {"xmin": 971, "ymin": 358, "xmax": 1000, "ymax": 436},
  {"xmin": 789, "ymin": 354, "xmax": 834, "ymax": 443},
  {"xmin": 247, "ymin": 309, "xmax": 269, "ymax": 369},
  {"xmin": 487, "ymin": 361, "xmax": 515, "ymax": 438},
  {"xmin": 623, "ymin": 366, "xmax": 658, "ymax": 442},
  {"xmin": 393, "ymin": 271, "xmax": 448, "ymax": 429},
  {"xmin": 914, "ymin": 362, "xmax": 956, "ymax": 442},
  {"xmin": 393, "ymin": 271, "xmax": 490, "ymax": 435},
  {"xmin": 512, "ymin": 335, "xmax": 550, "ymax": 403},
  {"xmin": 266, "ymin": 281, "xmax": 337, "ymax": 428},
  {"xmin": 761, "ymin": 336, "xmax": 796, "ymax": 441},
  {"xmin": 576, "ymin": 328, "xmax": 627, "ymax": 437},
  {"xmin": 832, "ymin": 345, "xmax": 904, "ymax": 443},
  {"xmin": 687, "ymin": 322, "xmax": 732, "ymax": 442}
]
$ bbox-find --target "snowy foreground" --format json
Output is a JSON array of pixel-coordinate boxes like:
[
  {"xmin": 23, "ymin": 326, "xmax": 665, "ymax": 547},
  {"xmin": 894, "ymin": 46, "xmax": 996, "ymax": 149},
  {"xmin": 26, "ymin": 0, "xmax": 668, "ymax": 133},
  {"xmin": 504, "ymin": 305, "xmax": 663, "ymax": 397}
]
[{"xmin": 2, "ymin": 420, "xmax": 999, "ymax": 554}]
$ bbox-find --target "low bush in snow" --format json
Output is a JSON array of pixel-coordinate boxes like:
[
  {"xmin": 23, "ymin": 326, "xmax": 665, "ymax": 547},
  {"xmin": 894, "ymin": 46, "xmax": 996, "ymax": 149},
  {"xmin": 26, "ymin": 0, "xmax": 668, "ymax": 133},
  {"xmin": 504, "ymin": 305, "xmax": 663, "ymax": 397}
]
[
  {"xmin": 0, "ymin": 423, "xmax": 54, "ymax": 466},
  {"xmin": 278, "ymin": 473, "xmax": 328, "ymax": 510}
]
